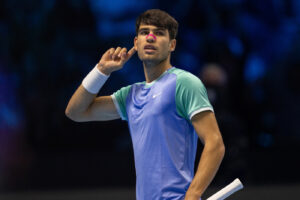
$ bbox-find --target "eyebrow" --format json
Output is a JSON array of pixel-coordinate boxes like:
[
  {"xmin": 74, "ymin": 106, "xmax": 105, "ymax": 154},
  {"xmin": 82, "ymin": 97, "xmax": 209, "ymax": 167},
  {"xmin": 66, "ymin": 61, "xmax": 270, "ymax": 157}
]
[{"xmin": 138, "ymin": 28, "xmax": 166, "ymax": 32}]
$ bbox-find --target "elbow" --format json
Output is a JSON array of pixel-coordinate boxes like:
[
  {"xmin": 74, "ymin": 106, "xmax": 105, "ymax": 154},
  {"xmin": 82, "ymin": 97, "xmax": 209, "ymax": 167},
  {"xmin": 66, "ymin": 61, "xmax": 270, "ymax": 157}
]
[
  {"xmin": 219, "ymin": 141, "xmax": 225, "ymax": 159},
  {"xmin": 206, "ymin": 134, "xmax": 225, "ymax": 159},
  {"xmin": 65, "ymin": 107, "xmax": 81, "ymax": 122},
  {"xmin": 65, "ymin": 107, "xmax": 75, "ymax": 121},
  {"xmin": 216, "ymin": 135, "xmax": 225, "ymax": 159}
]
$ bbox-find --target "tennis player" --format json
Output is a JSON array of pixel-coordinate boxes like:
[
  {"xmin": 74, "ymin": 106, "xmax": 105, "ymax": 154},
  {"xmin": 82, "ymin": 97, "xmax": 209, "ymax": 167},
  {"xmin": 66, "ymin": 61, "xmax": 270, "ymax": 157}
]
[{"xmin": 65, "ymin": 9, "xmax": 225, "ymax": 200}]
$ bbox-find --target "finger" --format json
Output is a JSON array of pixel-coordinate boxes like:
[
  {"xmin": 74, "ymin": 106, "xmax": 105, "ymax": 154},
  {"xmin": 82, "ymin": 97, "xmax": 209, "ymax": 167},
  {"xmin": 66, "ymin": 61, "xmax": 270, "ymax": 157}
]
[
  {"xmin": 125, "ymin": 47, "xmax": 136, "ymax": 60},
  {"xmin": 112, "ymin": 47, "xmax": 122, "ymax": 60},
  {"xmin": 101, "ymin": 48, "xmax": 114, "ymax": 61},
  {"xmin": 118, "ymin": 47, "xmax": 127, "ymax": 57},
  {"xmin": 107, "ymin": 48, "xmax": 115, "ymax": 60},
  {"xmin": 108, "ymin": 48, "xmax": 115, "ymax": 59},
  {"xmin": 120, "ymin": 47, "xmax": 136, "ymax": 63}
]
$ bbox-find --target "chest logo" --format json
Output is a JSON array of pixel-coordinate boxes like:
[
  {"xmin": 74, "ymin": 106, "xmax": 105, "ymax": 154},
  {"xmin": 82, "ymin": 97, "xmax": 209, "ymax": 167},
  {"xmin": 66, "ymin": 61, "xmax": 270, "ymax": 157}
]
[{"xmin": 152, "ymin": 92, "xmax": 162, "ymax": 99}]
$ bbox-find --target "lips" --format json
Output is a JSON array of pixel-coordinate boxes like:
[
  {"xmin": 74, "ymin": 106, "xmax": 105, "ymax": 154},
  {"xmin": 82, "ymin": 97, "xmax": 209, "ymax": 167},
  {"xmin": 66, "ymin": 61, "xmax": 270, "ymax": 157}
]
[{"xmin": 144, "ymin": 45, "xmax": 157, "ymax": 50}]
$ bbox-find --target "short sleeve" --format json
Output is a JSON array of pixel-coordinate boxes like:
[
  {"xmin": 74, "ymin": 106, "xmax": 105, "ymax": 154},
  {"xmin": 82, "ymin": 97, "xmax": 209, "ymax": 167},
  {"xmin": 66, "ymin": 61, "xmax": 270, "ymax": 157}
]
[
  {"xmin": 111, "ymin": 85, "xmax": 132, "ymax": 121},
  {"xmin": 176, "ymin": 71, "xmax": 214, "ymax": 121}
]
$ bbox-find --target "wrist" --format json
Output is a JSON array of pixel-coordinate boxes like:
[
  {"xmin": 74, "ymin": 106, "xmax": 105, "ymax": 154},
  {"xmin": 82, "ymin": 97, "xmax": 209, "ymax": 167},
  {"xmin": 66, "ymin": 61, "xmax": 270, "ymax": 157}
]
[
  {"xmin": 97, "ymin": 63, "xmax": 111, "ymax": 76},
  {"xmin": 185, "ymin": 194, "xmax": 201, "ymax": 200},
  {"xmin": 82, "ymin": 64, "xmax": 110, "ymax": 94},
  {"xmin": 185, "ymin": 190, "xmax": 202, "ymax": 200}
]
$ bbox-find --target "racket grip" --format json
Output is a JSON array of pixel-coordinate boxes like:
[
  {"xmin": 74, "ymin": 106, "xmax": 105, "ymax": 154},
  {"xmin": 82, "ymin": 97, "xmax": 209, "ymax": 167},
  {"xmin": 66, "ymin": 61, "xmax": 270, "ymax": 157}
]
[{"xmin": 206, "ymin": 178, "xmax": 243, "ymax": 200}]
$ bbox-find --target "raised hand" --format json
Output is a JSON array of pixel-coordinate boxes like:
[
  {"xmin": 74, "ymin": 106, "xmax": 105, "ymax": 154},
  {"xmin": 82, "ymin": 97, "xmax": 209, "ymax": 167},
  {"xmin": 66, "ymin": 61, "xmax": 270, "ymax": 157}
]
[{"xmin": 97, "ymin": 47, "xmax": 136, "ymax": 75}]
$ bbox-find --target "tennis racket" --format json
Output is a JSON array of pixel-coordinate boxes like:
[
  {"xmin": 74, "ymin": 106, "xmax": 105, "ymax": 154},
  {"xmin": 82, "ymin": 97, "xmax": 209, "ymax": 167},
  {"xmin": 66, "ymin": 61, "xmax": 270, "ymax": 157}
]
[{"xmin": 206, "ymin": 178, "xmax": 244, "ymax": 200}]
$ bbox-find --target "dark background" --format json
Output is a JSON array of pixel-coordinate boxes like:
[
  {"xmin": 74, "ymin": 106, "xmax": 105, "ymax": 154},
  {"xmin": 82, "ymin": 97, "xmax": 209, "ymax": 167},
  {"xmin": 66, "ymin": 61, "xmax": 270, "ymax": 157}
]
[{"xmin": 0, "ymin": 0, "xmax": 300, "ymax": 198}]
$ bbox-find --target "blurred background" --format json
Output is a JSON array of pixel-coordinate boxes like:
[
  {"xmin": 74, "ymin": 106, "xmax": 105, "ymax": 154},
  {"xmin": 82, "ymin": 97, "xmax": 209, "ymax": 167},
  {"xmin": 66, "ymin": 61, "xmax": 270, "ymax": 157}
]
[{"xmin": 0, "ymin": 0, "xmax": 300, "ymax": 199}]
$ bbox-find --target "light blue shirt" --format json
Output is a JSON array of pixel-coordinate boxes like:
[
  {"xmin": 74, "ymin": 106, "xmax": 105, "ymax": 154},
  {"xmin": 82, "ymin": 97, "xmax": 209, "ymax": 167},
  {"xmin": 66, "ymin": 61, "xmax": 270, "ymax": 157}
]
[{"xmin": 112, "ymin": 67, "xmax": 213, "ymax": 200}]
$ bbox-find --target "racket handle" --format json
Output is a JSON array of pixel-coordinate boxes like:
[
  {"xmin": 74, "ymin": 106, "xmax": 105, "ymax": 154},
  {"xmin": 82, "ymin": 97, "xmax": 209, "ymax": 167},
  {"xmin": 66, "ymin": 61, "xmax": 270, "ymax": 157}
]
[{"xmin": 206, "ymin": 178, "xmax": 243, "ymax": 200}]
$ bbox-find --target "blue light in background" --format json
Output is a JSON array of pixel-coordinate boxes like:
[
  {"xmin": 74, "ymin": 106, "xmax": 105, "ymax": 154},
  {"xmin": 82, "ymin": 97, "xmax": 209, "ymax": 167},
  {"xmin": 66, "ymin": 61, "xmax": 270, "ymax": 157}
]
[
  {"xmin": 244, "ymin": 54, "xmax": 266, "ymax": 84},
  {"xmin": 177, "ymin": 52, "xmax": 199, "ymax": 72},
  {"xmin": 89, "ymin": 0, "xmax": 157, "ymax": 38},
  {"xmin": 228, "ymin": 36, "xmax": 244, "ymax": 56}
]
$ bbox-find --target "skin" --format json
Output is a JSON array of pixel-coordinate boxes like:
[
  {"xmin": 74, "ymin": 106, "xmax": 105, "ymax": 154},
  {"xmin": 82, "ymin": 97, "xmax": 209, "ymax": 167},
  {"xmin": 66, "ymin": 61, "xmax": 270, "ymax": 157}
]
[
  {"xmin": 134, "ymin": 25, "xmax": 176, "ymax": 82},
  {"xmin": 65, "ymin": 23, "xmax": 225, "ymax": 200}
]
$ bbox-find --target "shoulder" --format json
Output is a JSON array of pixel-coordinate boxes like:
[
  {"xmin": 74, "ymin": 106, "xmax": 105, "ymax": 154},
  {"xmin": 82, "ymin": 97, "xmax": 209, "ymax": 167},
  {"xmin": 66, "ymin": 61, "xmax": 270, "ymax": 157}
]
[
  {"xmin": 117, "ymin": 81, "xmax": 145, "ymax": 92},
  {"xmin": 115, "ymin": 84, "xmax": 132, "ymax": 95},
  {"xmin": 132, "ymin": 81, "xmax": 146, "ymax": 87},
  {"xmin": 169, "ymin": 67, "xmax": 205, "ymax": 89}
]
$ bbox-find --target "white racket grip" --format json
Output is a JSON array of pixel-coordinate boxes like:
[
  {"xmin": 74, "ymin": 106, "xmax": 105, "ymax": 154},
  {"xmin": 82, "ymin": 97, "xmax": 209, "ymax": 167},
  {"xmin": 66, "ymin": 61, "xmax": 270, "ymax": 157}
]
[{"xmin": 206, "ymin": 178, "xmax": 243, "ymax": 200}]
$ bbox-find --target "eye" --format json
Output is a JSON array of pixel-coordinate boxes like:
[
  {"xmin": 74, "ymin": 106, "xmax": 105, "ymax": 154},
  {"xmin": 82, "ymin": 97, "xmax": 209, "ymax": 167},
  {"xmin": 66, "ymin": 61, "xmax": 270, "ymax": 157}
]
[
  {"xmin": 140, "ymin": 30, "xmax": 149, "ymax": 35},
  {"xmin": 155, "ymin": 31, "xmax": 165, "ymax": 36}
]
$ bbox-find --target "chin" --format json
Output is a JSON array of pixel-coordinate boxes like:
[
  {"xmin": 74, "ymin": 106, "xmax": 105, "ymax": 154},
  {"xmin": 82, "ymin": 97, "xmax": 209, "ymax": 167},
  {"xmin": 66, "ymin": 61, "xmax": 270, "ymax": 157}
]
[
  {"xmin": 139, "ymin": 54, "xmax": 158, "ymax": 62},
  {"xmin": 141, "ymin": 56, "xmax": 160, "ymax": 62},
  {"xmin": 138, "ymin": 52, "xmax": 168, "ymax": 65}
]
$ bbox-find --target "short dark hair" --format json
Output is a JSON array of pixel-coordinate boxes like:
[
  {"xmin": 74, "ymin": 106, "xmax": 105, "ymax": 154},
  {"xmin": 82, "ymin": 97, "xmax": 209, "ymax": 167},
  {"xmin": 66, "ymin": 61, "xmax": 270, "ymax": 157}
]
[{"xmin": 136, "ymin": 9, "xmax": 178, "ymax": 40}]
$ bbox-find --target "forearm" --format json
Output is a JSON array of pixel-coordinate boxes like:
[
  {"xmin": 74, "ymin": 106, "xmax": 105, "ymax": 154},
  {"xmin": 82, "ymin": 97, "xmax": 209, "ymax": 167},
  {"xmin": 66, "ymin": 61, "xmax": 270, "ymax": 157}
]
[
  {"xmin": 186, "ymin": 139, "xmax": 225, "ymax": 199},
  {"xmin": 65, "ymin": 63, "xmax": 111, "ymax": 121},
  {"xmin": 65, "ymin": 47, "xmax": 136, "ymax": 122},
  {"xmin": 65, "ymin": 85, "xmax": 97, "ymax": 121}
]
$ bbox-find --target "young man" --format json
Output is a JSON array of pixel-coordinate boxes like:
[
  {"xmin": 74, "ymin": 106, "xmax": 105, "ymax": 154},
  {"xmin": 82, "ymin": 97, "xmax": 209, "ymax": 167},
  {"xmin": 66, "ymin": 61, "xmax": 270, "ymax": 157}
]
[{"xmin": 66, "ymin": 9, "xmax": 225, "ymax": 200}]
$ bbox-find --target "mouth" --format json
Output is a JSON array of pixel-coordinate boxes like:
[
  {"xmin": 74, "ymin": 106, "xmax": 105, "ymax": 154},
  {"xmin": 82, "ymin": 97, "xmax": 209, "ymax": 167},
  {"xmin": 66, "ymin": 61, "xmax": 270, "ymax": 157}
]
[{"xmin": 144, "ymin": 45, "xmax": 157, "ymax": 52}]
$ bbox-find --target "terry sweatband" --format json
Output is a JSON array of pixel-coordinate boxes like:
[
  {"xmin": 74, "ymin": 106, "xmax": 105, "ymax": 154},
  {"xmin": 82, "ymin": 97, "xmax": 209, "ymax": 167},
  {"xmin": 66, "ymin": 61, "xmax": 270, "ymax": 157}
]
[{"xmin": 82, "ymin": 64, "xmax": 109, "ymax": 94}]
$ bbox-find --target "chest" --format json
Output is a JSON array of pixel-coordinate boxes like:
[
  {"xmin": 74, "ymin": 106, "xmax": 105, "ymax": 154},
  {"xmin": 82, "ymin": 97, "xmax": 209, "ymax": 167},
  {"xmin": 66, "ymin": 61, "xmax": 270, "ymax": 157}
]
[{"xmin": 127, "ymin": 75, "xmax": 177, "ymax": 119}]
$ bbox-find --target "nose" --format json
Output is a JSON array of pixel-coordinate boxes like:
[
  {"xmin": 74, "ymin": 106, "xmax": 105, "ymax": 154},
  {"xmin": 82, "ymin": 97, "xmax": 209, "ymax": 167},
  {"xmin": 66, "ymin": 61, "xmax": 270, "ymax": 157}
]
[{"xmin": 146, "ymin": 33, "xmax": 157, "ymax": 41}]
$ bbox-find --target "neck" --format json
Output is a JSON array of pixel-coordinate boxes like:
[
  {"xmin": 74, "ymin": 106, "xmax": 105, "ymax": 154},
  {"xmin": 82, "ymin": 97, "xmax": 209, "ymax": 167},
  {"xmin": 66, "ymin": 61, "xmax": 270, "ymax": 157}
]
[{"xmin": 143, "ymin": 57, "xmax": 172, "ymax": 83}]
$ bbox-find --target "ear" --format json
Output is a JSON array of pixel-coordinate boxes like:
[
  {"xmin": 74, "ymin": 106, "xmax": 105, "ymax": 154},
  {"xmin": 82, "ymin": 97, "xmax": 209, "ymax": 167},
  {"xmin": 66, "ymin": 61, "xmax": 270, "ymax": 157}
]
[
  {"xmin": 134, "ymin": 37, "xmax": 138, "ymax": 51},
  {"xmin": 169, "ymin": 39, "xmax": 176, "ymax": 52}
]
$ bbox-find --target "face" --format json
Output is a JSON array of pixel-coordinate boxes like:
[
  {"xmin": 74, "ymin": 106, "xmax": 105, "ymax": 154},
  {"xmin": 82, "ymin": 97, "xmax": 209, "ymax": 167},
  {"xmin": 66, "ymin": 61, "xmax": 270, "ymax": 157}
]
[{"xmin": 134, "ymin": 24, "xmax": 176, "ymax": 64}]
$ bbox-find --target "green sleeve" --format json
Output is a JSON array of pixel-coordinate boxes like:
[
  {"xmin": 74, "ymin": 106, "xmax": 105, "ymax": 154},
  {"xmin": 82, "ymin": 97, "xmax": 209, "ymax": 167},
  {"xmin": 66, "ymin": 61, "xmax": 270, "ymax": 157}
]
[
  {"xmin": 111, "ymin": 85, "xmax": 132, "ymax": 121},
  {"xmin": 175, "ymin": 71, "xmax": 213, "ymax": 121}
]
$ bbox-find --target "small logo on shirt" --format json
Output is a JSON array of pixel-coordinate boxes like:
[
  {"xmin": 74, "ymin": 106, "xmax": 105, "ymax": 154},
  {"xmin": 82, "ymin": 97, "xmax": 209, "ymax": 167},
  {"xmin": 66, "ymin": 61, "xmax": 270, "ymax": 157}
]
[{"xmin": 152, "ymin": 92, "xmax": 162, "ymax": 98}]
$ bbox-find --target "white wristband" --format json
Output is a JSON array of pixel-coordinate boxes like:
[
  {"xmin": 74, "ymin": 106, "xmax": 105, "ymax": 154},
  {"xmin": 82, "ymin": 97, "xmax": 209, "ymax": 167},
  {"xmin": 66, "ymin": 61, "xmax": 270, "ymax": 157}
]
[{"xmin": 82, "ymin": 64, "xmax": 109, "ymax": 94}]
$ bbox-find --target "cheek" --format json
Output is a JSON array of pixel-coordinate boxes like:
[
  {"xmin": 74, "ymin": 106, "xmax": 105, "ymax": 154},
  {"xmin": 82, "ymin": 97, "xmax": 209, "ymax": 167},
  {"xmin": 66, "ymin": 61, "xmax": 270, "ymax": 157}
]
[
  {"xmin": 136, "ymin": 40, "xmax": 144, "ymax": 50},
  {"xmin": 163, "ymin": 43, "xmax": 172, "ymax": 53}
]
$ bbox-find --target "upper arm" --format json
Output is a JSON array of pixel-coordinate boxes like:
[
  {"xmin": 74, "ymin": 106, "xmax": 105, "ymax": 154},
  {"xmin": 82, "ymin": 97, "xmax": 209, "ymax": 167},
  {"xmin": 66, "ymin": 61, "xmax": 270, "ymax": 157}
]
[
  {"xmin": 175, "ymin": 71, "xmax": 213, "ymax": 121},
  {"xmin": 191, "ymin": 111, "xmax": 224, "ymax": 146},
  {"xmin": 84, "ymin": 82, "xmax": 132, "ymax": 121},
  {"xmin": 66, "ymin": 85, "xmax": 121, "ymax": 122},
  {"xmin": 83, "ymin": 95, "xmax": 120, "ymax": 121}
]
